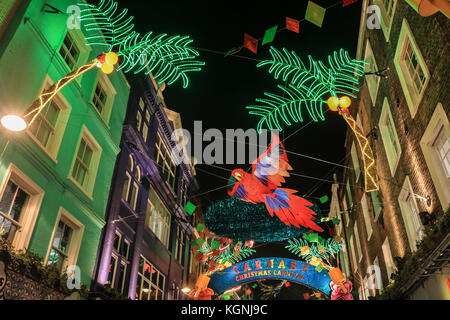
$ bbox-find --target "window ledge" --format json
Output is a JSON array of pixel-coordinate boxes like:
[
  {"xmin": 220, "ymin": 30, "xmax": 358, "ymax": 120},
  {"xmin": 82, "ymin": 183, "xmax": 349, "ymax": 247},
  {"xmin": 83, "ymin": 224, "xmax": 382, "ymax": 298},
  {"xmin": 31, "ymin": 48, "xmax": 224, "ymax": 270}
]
[{"xmin": 67, "ymin": 176, "xmax": 93, "ymax": 201}]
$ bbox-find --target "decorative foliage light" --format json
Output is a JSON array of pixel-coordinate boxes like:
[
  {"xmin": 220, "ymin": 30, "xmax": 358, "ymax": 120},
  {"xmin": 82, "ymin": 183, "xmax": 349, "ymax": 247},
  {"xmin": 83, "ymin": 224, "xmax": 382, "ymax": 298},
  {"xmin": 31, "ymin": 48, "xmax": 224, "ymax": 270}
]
[
  {"xmin": 78, "ymin": 0, "xmax": 205, "ymax": 88},
  {"xmin": 247, "ymin": 47, "xmax": 367, "ymax": 132}
]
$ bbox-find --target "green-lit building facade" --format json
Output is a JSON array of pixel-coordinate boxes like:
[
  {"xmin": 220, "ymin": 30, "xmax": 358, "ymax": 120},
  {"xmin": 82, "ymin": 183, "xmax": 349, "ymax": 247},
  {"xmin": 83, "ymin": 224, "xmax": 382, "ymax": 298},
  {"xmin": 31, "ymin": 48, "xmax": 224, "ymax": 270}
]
[{"xmin": 0, "ymin": 0, "xmax": 130, "ymax": 286}]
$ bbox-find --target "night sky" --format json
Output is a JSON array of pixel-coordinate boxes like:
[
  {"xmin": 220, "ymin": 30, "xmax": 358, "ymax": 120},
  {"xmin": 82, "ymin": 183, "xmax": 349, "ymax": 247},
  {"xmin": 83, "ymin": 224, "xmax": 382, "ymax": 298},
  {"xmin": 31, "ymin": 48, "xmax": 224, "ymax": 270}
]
[
  {"xmin": 123, "ymin": 0, "xmax": 362, "ymax": 204},
  {"xmin": 124, "ymin": 0, "xmax": 362, "ymax": 298}
]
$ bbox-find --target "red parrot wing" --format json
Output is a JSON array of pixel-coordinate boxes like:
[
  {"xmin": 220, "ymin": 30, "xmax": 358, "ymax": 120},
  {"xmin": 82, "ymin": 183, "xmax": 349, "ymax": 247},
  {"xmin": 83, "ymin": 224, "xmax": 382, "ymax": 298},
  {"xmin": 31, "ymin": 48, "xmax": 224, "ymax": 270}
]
[
  {"xmin": 227, "ymin": 181, "xmax": 250, "ymax": 201},
  {"xmin": 252, "ymin": 132, "xmax": 292, "ymax": 189}
]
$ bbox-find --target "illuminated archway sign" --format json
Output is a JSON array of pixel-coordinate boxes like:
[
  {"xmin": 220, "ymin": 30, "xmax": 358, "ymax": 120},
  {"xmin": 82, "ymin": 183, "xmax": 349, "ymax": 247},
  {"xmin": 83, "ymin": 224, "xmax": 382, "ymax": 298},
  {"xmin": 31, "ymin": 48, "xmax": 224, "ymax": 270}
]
[{"xmin": 209, "ymin": 257, "xmax": 332, "ymax": 296}]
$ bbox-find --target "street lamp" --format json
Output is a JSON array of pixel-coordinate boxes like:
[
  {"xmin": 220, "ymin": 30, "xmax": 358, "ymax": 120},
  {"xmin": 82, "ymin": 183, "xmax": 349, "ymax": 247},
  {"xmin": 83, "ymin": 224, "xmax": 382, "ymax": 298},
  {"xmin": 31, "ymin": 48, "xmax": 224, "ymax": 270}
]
[
  {"xmin": 181, "ymin": 287, "xmax": 191, "ymax": 294},
  {"xmin": 0, "ymin": 115, "xmax": 27, "ymax": 132}
]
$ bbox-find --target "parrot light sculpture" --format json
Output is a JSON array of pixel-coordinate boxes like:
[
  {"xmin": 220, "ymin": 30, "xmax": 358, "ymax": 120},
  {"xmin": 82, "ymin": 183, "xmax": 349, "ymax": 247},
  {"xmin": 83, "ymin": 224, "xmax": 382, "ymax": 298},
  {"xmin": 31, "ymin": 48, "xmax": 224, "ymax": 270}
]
[{"xmin": 227, "ymin": 133, "xmax": 323, "ymax": 232}]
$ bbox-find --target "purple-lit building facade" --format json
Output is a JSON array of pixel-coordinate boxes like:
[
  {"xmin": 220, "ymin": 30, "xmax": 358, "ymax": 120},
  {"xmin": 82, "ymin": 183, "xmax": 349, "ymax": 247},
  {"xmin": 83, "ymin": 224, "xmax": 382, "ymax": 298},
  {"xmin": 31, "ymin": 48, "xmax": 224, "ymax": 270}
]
[{"xmin": 91, "ymin": 73, "xmax": 199, "ymax": 300}]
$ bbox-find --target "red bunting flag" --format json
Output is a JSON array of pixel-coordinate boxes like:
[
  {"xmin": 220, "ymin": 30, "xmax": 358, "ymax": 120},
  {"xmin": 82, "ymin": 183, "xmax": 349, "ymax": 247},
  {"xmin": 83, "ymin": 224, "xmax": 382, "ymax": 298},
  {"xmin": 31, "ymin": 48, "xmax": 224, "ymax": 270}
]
[
  {"xmin": 243, "ymin": 33, "xmax": 258, "ymax": 54},
  {"xmin": 343, "ymin": 0, "xmax": 359, "ymax": 7},
  {"xmin": 285, "ymin": 281, "xmax": 291, "ymax": 287},
  {"xmin": 286, "ymin": 17, "xmax": 299, "ymax": 33}
]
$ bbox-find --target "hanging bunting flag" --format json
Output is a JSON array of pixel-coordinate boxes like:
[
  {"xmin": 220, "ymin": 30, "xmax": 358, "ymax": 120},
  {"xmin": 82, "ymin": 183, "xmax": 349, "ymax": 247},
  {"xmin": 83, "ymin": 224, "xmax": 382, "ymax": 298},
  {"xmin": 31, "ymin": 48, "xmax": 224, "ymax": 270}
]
[
  {"xmin": 243, "ymin": 33, "xmax": 258, "ymax": 54},
  {"xmin": 262, "ymin": 25, "xmax": 278, "ymax": 45},
  {"xmin": 196, "ymin": 223, "xmax": 205, "ymax": 232},
  {"xmin": 305, "ymin": 1, "xmax": 326, "ymax": 28},
  {"xmin": 319, "ymin": 195, "xmax": 329, "ymax": 203},
  {"xmin": 343, "ymin": 0, "xmax": 359, "ymax": 7},
  {"xmin": 286, "ymin": 17, "xmax": 300, "ymax": 33},
  {"xmin": 184, "ymin": 201, "xmax": 197, "ymax": 215},
  {"xmin": 196, "ymin": 237, "xmax": 205, "ymax": 247},
  {"xmin": 211, "ymin": 240, "xmax": 221, "ymax": 249},
  {"xmin": 332, "ymin": 218, "xmax": 341, "ymax": 225}
]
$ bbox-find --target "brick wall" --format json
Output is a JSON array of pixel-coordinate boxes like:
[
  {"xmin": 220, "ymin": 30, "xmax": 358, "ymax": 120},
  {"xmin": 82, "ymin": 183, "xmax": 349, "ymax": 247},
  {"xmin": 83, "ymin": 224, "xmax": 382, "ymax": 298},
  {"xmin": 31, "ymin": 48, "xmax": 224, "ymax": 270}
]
[{"xmin": 337, "ymin": 1, "xmax": 450, "ymax": 299}]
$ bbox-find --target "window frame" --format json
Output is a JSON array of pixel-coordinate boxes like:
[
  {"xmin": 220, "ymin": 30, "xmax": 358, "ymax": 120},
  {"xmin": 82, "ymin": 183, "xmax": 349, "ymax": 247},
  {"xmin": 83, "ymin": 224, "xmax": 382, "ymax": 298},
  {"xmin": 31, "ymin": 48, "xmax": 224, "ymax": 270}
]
[
  {"xmin": 0, "ymin": 164, "xmax": 44, "ymax": 250},
  {"xmin": 398, "ymin": 176, "xmax": 424, "ymax": 252},
  {"xmin": 420, "ymin": 103, "xmax": 450, "ymax": 210},
  {"xmin": 58, "ymin": 29, "xmax": 91, "ymax": 84},
  {"xmin": 381, "ymin": 236, "xmax": 396, "ymax": 282},
  {"xmin": 68, "ymin": 126, "xmax": 102, "ymax": 199},
  {"xmin": 364, "ymin": 39, "xmax": 380, "ymax": 106},
  {"xmin": 379, "ymin": 97, "xmax": 402, "ymax": 177},
  {"xmin": 361, "ymin": 193, "xmax": 373, "ymax": 240},
  {"xmin": 89, "ymin": 71, "xmax": 117, "ymax": 127},
  {"xmin": 373, "ymin": 0, "xmax": 398, "ymax": 41},
  {"xmin": 45, "ymin": 207, "xmax": 84, "ymax": 275},
  {"xmin": 394, "ymin": 19, "xmax": 430, "ymax": 118},
  {"xmin": 351, "ymin": 142, "xmax": 361, "ymax": 182},
  {"xmin": 26, "ymin": 75, "xmax": 72, "ymax": 162}
]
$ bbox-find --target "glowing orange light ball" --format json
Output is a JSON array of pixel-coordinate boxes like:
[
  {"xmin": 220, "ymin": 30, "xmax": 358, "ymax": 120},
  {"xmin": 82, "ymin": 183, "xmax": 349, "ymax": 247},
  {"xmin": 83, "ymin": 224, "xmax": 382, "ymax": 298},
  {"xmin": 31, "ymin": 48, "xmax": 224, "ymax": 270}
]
[
  {"xmin": 101, "ymin": 63, "xmax": 114, "ymax": 74},
  {"xmin": 339, "ymin": 96, "xmax": 352, "ymax": 109},
  {"xmin": 327, "ymin": 96, "xmax": 340, "ymax": 111},
  {"xmin": 105, "ymin": 52, "xmax": 119, "ymax": 65}
]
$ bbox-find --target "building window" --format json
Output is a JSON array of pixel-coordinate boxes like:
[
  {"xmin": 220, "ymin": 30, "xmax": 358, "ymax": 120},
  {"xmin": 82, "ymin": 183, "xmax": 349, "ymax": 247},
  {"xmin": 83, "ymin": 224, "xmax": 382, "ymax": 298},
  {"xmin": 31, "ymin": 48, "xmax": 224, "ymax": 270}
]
[
  {"xmin": 145, "ymin": 187, "xmax": 172, "ymax": 247},
  {"xmin": 394, "ymin": 19, "xmax": 430, "ymax": 118},
  {"xmin": 373, "ymin": 0, "xmax": 397, "ymax": 41},
  {"xmin": 0, "ymin": 181, "xmax": 29, "ymax": 243},
  {"xmin": 108, "ymin": 253, "xmax": 118, "ymax": 287},
  {"xmin": 179, "ymin": 180, "xmax": 188, "ymax": 207},
  {"xmin": 156, "ymin": 135, "xmax": 177, "ymax": 189},
  {"xmin": 175, "ymin": 225, "xmax": 185, "ymax": 265},
  {"xmin": 0, "ymin": 164, "xmax": 44, "ymax": 250},
  {"xmin": 46, "ymin": 208, "xmax": 84, "ymax": 274},
  {"xmin": 364, "ymin": 40, "xmax": 380, "ymax": 106},
  {"xmin": 69, "ymin": 127, "xmax": 102, "ymax": 197},
  {"xmin": 171, "ymin": 282, "xmax": 180, "ymax": 300},
  {"xmin": 361, "ymin": 194, "xmax": 373, "ymax": 240},
  {"xmin": 47, "ymin": 221, "xmax": 73, "ymax": 272},
  {"xmin": 381, "ymin": 236, "xmax": 396, "ymax": 282},
  {"xmin": 398, "ymin": 177, "xmax": 424, "ymax": 251},
  {"xmin": 349, "ymin": 234, "xmax": 357, "ymax": 272},
  {"xmin": 29, "ymin": 100, "xmax": 60, "ymax": 150},
  {"xmin": 122, "ymin": 156, "xmax": 140, "ymax": 211},
  {"xmin": 379, "ymin": 98, "xmax": 402, "ymax": 177},
  {"xmin": 346, "ymin": 179, "xmax": 353, "ymax": 209},
  {"xmin": 72, "ymin": 139, "xmax": 92, "ymax": 188},
  {"xmin": 59, "ymin": 32, "xmax": 80, "ymax": 70},
  {"xmin": 351, "ymin": 142, "xmax": 361, "ymax": 181},
  {"xmin": 136, "ymin": 256, "xmax": 165, "ymax": 300},
  {"xmin": 370, "ymin": 191, "xmax": 382, "ymax": 220},
  {"xmin": 420, "ymin": 103, "xmax": 450, "ymax": 209},
  {"xmin": 354, "ymin": 223, "xmax": 363, "ymax": 263},
  {"xmin": 91, "ymin": 73, "xmax": 116, "ymax": 125},
  {"xmin": 136, "ymin": 111, "xmax": 142, "ymax": 132},
  {"xmin": 26, "ymin": 77, "xmax": 71, "ymax": 161},
  {"xmin": 109, "ymin": 231, "xmax": 130, "ymax": 292}
]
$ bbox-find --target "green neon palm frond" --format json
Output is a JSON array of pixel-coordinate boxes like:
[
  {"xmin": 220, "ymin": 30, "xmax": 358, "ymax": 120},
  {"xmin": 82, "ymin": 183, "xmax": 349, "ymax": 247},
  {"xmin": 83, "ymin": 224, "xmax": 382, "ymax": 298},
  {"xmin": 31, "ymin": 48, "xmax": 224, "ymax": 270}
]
[
  {"xmin": 285, "ymin": 237, "xmax": 344, "ymax": 262},
  {"xmin": 246, "ymin": 84, "xmax": 327, "ymax": 133},
  {"xmin": 78, "ymin": 0, "xmax": 135, "ymax": 51},
  {"xmin": 258, "ymin": 46, "xmax": 368, "ymax": 98},
  {"xmin": 116, "ymin": 32, "xmax": 205, "ymax": 88},
  {"xmin": 78, "ymin": 0, "xmax": 204, "ymax": 87}
]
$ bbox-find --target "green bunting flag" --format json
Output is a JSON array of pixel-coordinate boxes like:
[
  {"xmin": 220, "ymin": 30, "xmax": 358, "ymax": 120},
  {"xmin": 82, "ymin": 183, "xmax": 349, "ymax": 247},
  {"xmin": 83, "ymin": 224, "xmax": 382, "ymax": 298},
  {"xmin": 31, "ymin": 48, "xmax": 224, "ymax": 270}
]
[
  {"xmin": 262, "ymin": 25, "xmax": 277, "ymax": 45},
  {"xmin": 305, "ymin": 1, "xmax": 326, "ymax": 28},
  {"xmin": 332, "ymin": 218, "xmax": 341, "ymax": 225},
  {"xmin": 196, "ymin": 223, "xmax": 205, "ymax": 232},
  {"xmin": 211, "ymin": 240, "xmax": 221, "ymax": 249},
  {"xmin": 184, "ymin": 201, "xmax": 197, "ymax": 215},
  {"xmin": 319, "ymin": 195, "xmax": 329, "ymax": 203},
  {"xmin": 196, "ymin": 237, "xmax": 205, "ymax": 247},
  {"xmin": 190, "ymin": 240, "xmax": 197, "ymax": 247}
]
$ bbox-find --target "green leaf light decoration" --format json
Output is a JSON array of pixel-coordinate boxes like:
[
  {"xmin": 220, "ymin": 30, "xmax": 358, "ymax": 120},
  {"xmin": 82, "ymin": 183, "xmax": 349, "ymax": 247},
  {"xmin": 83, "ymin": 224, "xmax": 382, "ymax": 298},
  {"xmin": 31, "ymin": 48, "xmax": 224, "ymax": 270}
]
[
  {"xmin": 247, "ymin": 46, "xmax": 368, "ymax": 132},
  {"xmin": 285, "ymin": 237, "xmax": 343, "ymax": 262},
  {"xmin": 78, "ymin": 0, "xmax": 204, "ymax": 88}
]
